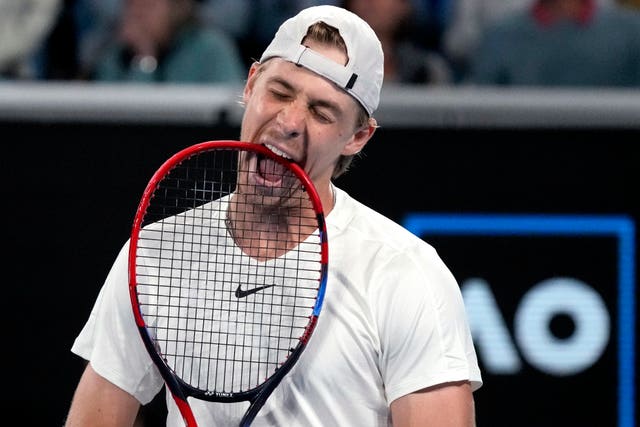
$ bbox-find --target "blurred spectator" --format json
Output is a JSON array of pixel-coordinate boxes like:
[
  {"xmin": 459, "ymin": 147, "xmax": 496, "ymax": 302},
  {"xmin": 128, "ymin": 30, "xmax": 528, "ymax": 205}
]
[
  {"xmin": 0, "ymin": 0, "xmax": 62, "ymax": 79},
  {"xmin": 411, "ymin": 0, "xmax": 455, "ymax": 54},
  {"xmin": 226, "ymin": 0, "xmax": 339, "ymax": 68},
  {"xmin": 618, "ymin": 0, "xmax": 640, "ymax": 8},
  {"xmin": 198, "ymin": 0, "xmax": 251, "ymax": 42},
  {"xmin": 344, "ymin": 0, "xmax": 452, "ymax": 84},
  {"xmin": 88, "ymin": 0, "xmax": 245, "ymax": 83},
  {"xmin": 73, "ymin": 0, "xmax": 121, "ymax": 79},
  {"xmin": 442, "ymin": 0, "xmax": 531, "ymax": 81},
  {"xmin": 443, "ymin": 0, "xmax": 614, "ymax": 80},
  {"xmin": 465, "ymin": 0, "xmax": 640, "ymax": 87}
]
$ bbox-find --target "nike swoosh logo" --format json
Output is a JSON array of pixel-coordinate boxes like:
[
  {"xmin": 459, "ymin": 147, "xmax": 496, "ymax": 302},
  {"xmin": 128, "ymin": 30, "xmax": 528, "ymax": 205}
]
[{"xmin": 234, "ymin": 284, "xmax": 275, "ymax": 298}]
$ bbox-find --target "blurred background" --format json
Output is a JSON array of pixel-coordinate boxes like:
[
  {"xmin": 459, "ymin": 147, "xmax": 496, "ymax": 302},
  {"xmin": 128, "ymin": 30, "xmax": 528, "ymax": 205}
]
[{"xmin": 1, "ymin": 0, "xmax": 638, "ymax": 425}]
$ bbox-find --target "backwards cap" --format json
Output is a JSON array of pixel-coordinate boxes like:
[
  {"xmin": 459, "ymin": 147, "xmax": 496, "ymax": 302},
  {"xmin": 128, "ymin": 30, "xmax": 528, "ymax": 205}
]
[{"xmin": 259, "ymin": 5, "xmax": 384, "ymax": 116}]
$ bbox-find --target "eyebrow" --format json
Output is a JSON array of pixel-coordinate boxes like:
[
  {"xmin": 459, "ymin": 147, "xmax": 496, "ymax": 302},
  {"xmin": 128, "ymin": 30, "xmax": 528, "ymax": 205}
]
[{"xmin": 268, "ymin": 76, "xmax": 345, "ymax": 118}]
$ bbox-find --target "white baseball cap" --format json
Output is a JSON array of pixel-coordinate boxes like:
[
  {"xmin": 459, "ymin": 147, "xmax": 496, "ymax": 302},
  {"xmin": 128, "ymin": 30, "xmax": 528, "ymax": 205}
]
[{"xmin": 259, "ymin": 5, "xmax": 384, "ymax": 116}]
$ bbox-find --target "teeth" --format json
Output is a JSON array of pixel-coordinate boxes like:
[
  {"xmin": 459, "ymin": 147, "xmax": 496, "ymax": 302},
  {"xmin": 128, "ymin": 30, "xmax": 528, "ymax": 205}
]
[{"xmin": 265, "ymin": 144, "xmax": 292, "ymax": 159}]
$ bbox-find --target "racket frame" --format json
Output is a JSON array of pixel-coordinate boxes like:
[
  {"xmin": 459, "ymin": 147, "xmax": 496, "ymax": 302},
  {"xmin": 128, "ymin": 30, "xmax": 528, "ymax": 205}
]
[{"xmin": 128, "ymin": 140, "xmax": 328, "ymax": 426}]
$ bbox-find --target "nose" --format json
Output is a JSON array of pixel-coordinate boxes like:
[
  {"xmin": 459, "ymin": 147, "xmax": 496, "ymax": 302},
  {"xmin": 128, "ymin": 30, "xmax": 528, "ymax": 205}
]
[{"xmin": 276, "ymin": 100, "xmax": 305, "ymax": 139}]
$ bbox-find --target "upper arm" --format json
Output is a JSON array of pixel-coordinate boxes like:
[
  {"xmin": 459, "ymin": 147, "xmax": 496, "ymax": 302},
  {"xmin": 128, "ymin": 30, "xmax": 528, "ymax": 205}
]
[
  {"xmin": 390, "ymin": 381, "xmax": 476, "ymax": 427},
  {"xmin": 65, "ymin": 363, "xmax": 141, "ymax": 427}
]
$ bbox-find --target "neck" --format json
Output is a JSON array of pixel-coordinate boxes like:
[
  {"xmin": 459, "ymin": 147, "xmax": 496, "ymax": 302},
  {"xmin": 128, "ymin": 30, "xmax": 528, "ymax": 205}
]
[
  {"xmin": 319, "ymin": 182, "xmax": 336, "ymax": 215},
  {"xmin": 227, "ymin": 186, "xmax": 325, "ymax": 261}
]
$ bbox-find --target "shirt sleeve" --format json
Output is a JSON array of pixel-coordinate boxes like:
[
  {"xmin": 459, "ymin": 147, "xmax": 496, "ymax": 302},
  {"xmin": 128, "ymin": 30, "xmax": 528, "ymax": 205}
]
[
  {"xmin": 71, "ymin": 240, "xmax": 165, "ymax": 404},
  {"xmin": 374, "ymin": 244, "xmax": 482, "ymax": 404}
]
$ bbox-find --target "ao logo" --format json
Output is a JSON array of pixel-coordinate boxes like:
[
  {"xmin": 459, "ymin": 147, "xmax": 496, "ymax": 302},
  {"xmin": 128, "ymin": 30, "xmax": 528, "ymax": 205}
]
[{"xmin": 462, "ymin": 276, "xmax": 610, "ymax": 376}]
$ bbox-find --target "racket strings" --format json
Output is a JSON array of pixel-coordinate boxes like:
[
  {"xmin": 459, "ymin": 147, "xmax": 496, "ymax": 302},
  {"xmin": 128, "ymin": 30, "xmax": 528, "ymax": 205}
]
[{"xmin": 135, "ymin": 147, "xmax": 323, "ymax": 394}]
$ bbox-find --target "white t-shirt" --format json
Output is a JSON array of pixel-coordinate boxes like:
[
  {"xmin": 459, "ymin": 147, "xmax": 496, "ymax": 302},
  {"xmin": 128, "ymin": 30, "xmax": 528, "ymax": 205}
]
[{"xmin": 72, "ymin": 186, "xmax": 482, "ymax": 426}]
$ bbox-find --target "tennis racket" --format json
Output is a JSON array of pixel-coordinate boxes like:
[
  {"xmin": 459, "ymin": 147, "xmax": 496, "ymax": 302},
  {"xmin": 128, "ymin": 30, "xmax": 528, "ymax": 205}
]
[{"xmin": 128, "ymin": 140, "xmax": 328, "ymax": 426}]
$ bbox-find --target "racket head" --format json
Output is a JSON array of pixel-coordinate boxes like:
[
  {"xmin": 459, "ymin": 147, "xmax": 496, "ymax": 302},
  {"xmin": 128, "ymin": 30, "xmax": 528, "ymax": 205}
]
[{"xmin": 128, "ymin": 141, "xmax": 328, "ymax": 415}]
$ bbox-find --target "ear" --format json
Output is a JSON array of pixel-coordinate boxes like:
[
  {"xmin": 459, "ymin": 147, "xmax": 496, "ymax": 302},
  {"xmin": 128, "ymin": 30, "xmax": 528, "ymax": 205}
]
[
  {"xmin": 341, "ymin": 119, "xmax": 377, "ymax": 156},
  {"xmin": 242, "ymin": 62, "xmax": 260, "ymax": 103}
]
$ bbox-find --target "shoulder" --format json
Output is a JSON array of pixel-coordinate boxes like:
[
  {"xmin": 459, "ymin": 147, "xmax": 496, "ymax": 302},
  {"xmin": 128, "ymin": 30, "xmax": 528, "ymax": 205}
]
[{"xmin": 329, "ymin": 187, "xmax": 443, "ymax": 267}]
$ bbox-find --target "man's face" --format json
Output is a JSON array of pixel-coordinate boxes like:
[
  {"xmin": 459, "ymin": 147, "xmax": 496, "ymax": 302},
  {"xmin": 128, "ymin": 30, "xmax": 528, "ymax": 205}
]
[{"xmin": 239, "ymin": 41, "xmax": 371, "ymax": 196}]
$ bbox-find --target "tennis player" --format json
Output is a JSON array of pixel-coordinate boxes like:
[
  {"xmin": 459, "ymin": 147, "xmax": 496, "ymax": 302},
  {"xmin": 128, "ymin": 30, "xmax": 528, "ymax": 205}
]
[{"xmin": 65, "ymin": 5, "xmax": 482, "ymax": 426}]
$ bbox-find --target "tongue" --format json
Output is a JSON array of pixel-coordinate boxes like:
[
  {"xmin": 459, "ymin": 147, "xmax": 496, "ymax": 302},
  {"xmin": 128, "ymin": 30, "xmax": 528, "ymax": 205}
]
[{"xmin": 259, "ymin": 158, "xmax": 287, "ymax": 182}]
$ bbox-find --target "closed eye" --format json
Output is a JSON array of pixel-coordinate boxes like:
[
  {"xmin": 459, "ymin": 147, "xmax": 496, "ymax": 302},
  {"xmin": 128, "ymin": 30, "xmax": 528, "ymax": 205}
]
[
  {"xmin": 311, "ymin": 106, "xmax": 334, "ymax": 124},
  {"xmin": 270, "ymin": 89, "xmax": 290, "ymax": 100}
]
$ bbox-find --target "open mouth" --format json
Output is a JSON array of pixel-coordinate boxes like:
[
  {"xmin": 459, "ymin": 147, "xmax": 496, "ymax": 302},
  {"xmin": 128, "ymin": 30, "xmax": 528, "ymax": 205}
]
[{"xmin": 257, "ymin": 144, "xmax": 294, "ymax": 184}]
